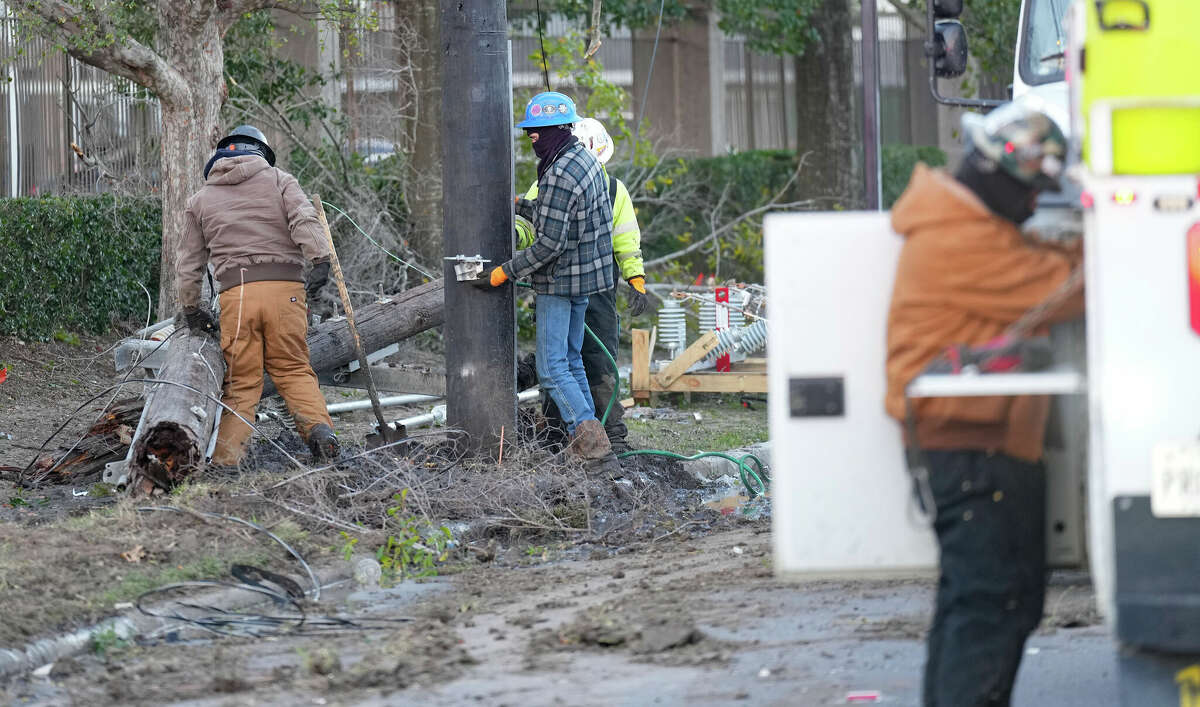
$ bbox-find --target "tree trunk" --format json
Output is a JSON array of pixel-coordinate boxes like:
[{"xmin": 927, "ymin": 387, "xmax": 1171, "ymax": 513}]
[
  {"xmin": 155, "ymin": 13, "xmax": 227, "ymax": 317},
  {"xmin": 129, "ymin": 331, "xmax": 225, "ymax": 493},
  {"xmin": 400, "ymin": 0, "xmax": 444, "ymax": 267},
  {"xmin": 261, "ymin": 277, "xmax": 445, "ymax": 397},
  {"xmin": 793, "ymin": 0, "xmax": 862, "ymax": 208}
]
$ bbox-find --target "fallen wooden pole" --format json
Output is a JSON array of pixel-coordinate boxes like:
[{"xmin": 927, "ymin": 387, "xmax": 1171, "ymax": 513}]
[
  {"xmin": 261, "ymin": 278, "xmax": 445, "ymax": 398},
  {"xmin": 128, "ymin": 330, "xmax": 225, "ymax": 493},
  {"xmin": 107, "ymin": 280, "xmax": 444, "ymax": 491}
]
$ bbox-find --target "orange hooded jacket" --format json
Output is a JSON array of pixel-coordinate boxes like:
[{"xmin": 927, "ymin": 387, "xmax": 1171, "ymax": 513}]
[{"xmin": 885, "ymin": 164, "xmax": 1083, "ymax": 462}]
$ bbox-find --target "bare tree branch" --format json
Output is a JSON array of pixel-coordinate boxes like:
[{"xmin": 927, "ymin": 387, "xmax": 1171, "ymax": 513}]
[
  {"xmin": 584, "ymin": 0, "xmax": 603, "ymax": 59},
  {"xmin": 644, "ymin": 198, "xmax": 818, "ymax": 269},
  {"xmin": 216, "ymin": 0, "xmax": 312, "ymax": 33},
  {"xmin": 644, "ymin": 152, "xmax": 825, "ymax": 269},
  {"xmin": 8, "ymin": 0, "xmax": 188, "ymax": 103}
]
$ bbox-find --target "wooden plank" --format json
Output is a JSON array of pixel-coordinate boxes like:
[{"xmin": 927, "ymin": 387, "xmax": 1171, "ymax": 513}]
[
  {"xmin": 733, "ymin": 359, "xmax": 768, "ymax": 373},
  {"xmin": 631, "ymin": 328, "xmax": 650, "ymax": 401},
  {"xmin": 649, "ymin": 372, "xmax": 768, "ymax": 394},
  {"xmin": 319, "ymin": 365, "xmax": 446, "ymax": 396},
  {"xmin": 654, "ymin": 330, "xmax": 721, "ymax": 388}
]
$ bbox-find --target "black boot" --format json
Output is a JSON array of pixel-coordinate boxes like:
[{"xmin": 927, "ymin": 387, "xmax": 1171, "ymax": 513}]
[
  {"xmin": 517, "ymin": 352, "xmax": 539, "ymax": 391},
  {"xmin": 308, "ymin": 423, "xmax": 339, "ymax": 460}
]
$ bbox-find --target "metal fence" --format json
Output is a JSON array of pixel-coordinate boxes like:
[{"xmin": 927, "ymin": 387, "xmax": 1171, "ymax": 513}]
[
  {"xmin": 1, "ymin": 7, "xmax": 935, "ymax": 197},
  {"xmin": 0, "ymin": 5, "xmax": 161, "ymax": 197},
  {"xmin": 724, "ymin": 14, "xmax": 930, "ymax": 152},
  {"xmin": 511, "ymin": 12, "xmax": 934, "ymax": 155}
]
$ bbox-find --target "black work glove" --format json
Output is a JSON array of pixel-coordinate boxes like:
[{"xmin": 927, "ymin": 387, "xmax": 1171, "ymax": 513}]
[
  {"xmin": 182, "ymin": 307, "xmax": 219, "ymax": 337},
  {"xmin": 626, "ymin": 276, "xmax": 649, "ymax": 318},
  {"xmin": 306, "ymin": 260, "xmax": 330, "ymax": 299}
]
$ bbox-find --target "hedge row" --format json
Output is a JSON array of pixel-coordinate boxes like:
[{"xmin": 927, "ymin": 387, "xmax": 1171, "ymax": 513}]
[{"xmin": 0, "ymin": 196, "xmax": 161, "ymax": 340}]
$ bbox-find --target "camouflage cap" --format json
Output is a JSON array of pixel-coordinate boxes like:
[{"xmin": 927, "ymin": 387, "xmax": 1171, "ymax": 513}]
[{"xmin": 962, "ymin": 98, "xmax": 1067, "ymax": 192}]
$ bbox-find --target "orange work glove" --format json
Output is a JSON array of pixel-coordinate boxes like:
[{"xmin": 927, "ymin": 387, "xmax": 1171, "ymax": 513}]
[
  {"xmin": 628, "ymin": 276, "xmax": 647, "ymax": 294},
  {"xmin": 489, "ymin": 266, "xmax": 509, "ymax": 287}
]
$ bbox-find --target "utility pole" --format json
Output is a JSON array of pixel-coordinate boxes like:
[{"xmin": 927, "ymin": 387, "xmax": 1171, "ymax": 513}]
[
  {"xmin": 440, "ymin": 0, "xmax": 516, "ymax": 455},
  {"xmin": 861, "ymin": 0, "xmax": 882, "ymax": 210}
]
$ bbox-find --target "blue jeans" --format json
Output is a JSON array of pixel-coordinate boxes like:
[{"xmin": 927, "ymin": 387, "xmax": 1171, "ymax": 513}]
[{"xmin": 535, "ymin": 294, "xmax": 595, "ymax": 434}]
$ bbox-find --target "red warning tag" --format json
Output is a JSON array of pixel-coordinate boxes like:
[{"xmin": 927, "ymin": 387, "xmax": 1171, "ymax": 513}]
[{"xmin": 0, "ymin": 367, "xmax": 7, "ymax": 384}]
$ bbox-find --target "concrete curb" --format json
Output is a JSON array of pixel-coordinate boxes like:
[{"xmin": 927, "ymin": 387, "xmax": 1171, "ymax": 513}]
[{"xmin": 0, "ymin": 566, "xmax": 348, "ymax": 681}]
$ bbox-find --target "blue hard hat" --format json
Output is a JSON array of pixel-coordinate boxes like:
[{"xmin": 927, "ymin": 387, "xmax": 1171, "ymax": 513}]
[{"xmin": 516, "ymin": 91, "xmax": 579, "ymax": 129}]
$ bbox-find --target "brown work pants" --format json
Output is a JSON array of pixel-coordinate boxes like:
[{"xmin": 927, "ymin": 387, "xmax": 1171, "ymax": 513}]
[{"xmin": 210, "ymin": 280, "xmax": 333, "ymax": 465}]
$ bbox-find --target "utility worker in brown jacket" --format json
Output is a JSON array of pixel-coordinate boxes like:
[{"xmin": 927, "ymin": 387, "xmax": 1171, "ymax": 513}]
[
  {"xmin": 885, "ymin": 102, "xmax": 1082, "ymax": 707},
  {"xmin": 177, "ymin": 125, "xmax": 338, "ymax": 465}
]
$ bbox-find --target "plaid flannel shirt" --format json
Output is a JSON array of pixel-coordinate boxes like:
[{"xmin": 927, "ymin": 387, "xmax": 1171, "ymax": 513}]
[{"xmin": 503, "ymin": 143, "xmax": 615, "ymax": 297}]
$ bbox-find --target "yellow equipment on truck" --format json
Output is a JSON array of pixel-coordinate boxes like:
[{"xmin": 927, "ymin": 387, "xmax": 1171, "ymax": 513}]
[{"xmin": 1066, "ymin": 0, "xmax": 1200, "ymax": 700}]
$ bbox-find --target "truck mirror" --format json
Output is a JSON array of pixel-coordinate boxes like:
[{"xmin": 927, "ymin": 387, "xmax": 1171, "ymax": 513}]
[
  {"xmin": 933, "ymin": 20, "xmax": 969, "ymax": 78},
  {"xmin": 933, "ymin": 0, "xmax": 963, "ymax": 19}
]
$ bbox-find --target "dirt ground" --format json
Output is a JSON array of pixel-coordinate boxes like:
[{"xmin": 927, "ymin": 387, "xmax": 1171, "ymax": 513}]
[
  {"xmin": 1, "ymin": 524, "xmax": 1112, "ymax": 707},
  {"xmin": 0, "ymin": 332, "xmax": 1116, "ymax": 706}
]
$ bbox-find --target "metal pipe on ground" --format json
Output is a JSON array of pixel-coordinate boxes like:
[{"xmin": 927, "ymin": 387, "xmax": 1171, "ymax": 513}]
[
  {"xmin": 326, "ymin": 393, "xmax": 441, "ymax": 415},
  {"xmin": 383, "ymin": 388, "xmax": 541, "ymax": 436}
]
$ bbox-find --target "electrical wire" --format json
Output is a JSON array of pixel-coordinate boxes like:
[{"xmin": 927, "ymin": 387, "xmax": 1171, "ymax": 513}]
[
  {"xmin": 19, "ymin": 327, "xmax": 189, "ymax": 485},
  {"xmin": 132, "ymin": 508, "xmax": 416, "ymax": 640},
  {"xmin": 320, "ymin": 200, "xmax": 435, "ymax": 280},
  {"xmin": 18, "ymin": 374, "xmax": 310, "ymax": 488},
  {"xmin": 635, "ymin": 0, "xmax": 667, "ymax": 140},
  {"xmin": 138, "ymin": 505, "xmax": 321, "ymax": 600},
  {"xmin": 535, "ymin": 0, "xmax": 552, "ymax": 92}
]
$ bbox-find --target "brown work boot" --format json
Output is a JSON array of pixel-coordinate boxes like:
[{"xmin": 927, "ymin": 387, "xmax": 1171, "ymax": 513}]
[{"xmin": 568, "ymin": 419, "xmax": 613, "ymax": 461}]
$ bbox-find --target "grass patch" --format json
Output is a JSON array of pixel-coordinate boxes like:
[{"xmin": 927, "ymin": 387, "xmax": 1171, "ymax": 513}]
[
  {"xmin": 97, "ymin": 551, "xmax": 273, "ymax": 606},
  {"xmin": 625, "ymin": 396, "xmax": 768, "ymax": 453}
]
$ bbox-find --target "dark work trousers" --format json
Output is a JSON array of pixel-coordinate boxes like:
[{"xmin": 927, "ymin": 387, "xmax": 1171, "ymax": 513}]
[
  {"xmin": 543, "ymin": 285, "xmax": 629, "ymax": 450},
  {"xmin": 920, "ymin": 450, "xmax": 1047, "ymax": 707}
]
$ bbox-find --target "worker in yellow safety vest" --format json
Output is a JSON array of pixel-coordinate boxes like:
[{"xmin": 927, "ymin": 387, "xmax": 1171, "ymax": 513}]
[{"xmin": 516, "ymin": 117, "xmax": 647, "ymax": 453}]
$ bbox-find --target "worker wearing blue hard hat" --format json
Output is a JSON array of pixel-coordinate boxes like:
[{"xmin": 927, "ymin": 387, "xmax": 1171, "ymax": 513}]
[{"xmin": 476, "ymin": 91, "xmax": 617, "ymax": 466}]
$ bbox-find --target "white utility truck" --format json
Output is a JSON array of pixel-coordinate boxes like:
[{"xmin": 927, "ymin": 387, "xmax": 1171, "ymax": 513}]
[{"xmin": 768, "ymin": 0, "xmax": 1200, "ymax": 702}]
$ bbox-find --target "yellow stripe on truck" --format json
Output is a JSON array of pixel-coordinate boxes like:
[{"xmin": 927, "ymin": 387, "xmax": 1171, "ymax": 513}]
[{"xmin": 1082, "ymin": 0, "xmax": 1200, "ymax": 175}]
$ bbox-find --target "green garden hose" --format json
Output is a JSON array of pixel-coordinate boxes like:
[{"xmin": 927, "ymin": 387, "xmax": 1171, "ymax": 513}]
[{"xmin": 617, "ymin": 449, "xmax": 768, "ymax": 498}]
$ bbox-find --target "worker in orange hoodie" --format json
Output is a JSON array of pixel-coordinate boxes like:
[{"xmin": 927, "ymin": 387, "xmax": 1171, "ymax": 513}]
[{"xmin": 885, "ymin": 101, "xmax": 1082, "ymax": 707}]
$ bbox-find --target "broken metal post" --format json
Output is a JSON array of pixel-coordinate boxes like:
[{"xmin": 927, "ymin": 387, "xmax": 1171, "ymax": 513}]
[{"xmin": 440, "ymin": 0, "xmax": 516, "ymax": 455}]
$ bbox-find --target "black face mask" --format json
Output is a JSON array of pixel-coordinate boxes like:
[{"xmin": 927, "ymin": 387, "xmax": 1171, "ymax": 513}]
[
  {"xmin": 529, "ymin": 126, "xmax": 578, "ymax": 180},
  {"xmin": 203, "ymin": 146, "xmax": 267, "ymax": 180},
  {"xmin": 954, "ymin": 156, "xmax": 1038, "ymax": 225}
]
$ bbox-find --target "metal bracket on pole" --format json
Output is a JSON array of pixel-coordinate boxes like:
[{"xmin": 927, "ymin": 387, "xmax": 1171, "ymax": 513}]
[{"xmin": 444, "ymin": 254, "xmax": 490, "ymax": 282}]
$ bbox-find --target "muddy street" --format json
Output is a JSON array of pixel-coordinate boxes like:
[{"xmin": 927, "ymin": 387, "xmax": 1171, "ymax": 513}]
[
  {"xmin": 1, "ymin": 523, "xmax": 1117, "ymax": 707},
  {"xmin": 0, "ymin": 331, "xmax": 1117, "ymax": 706}
]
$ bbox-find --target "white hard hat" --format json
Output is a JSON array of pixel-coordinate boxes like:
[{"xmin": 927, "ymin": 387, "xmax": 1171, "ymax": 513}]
[{"xmin": 572, "ymin": 117, "xmax": 614, "ymax": 165}]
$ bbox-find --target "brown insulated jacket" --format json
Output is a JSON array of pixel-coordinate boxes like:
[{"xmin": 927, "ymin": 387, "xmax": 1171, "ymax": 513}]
[
  {"xmin": 177, "ymin": 155, "xmax": 330, "ymax": 309},
  {"xmin": 884, "ymin": 164, "xmax": 1084, "ymax": 462}
]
